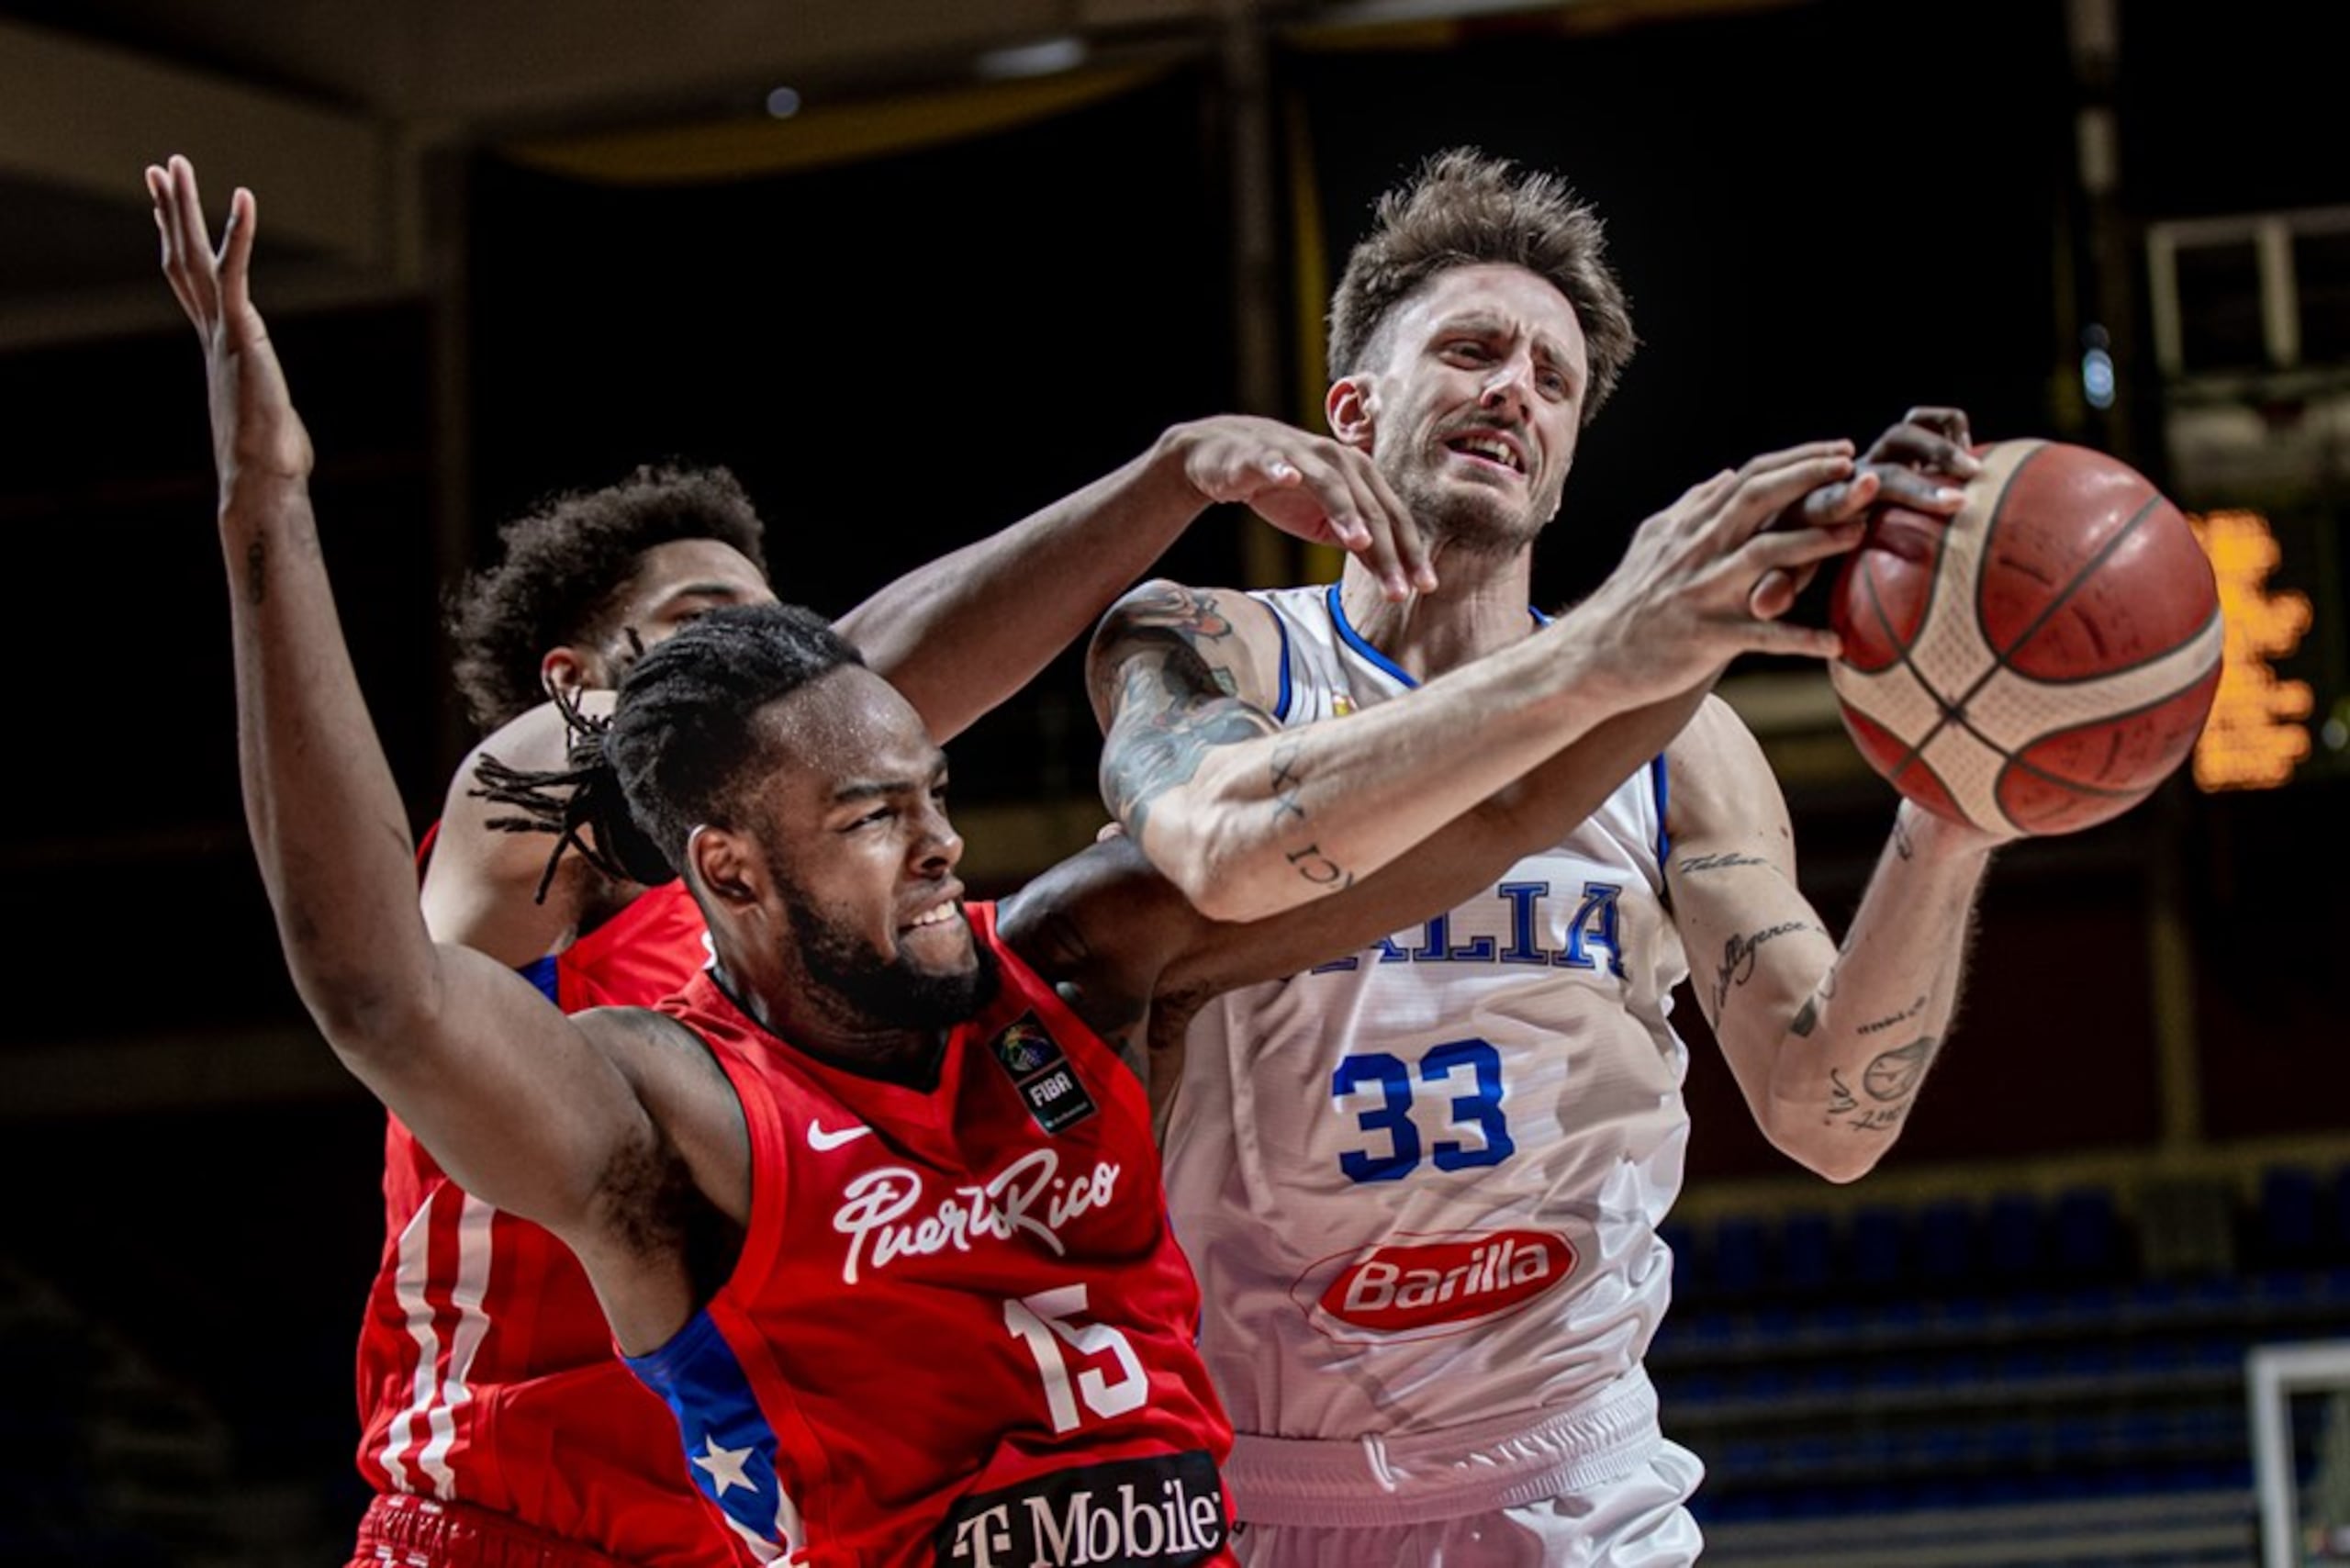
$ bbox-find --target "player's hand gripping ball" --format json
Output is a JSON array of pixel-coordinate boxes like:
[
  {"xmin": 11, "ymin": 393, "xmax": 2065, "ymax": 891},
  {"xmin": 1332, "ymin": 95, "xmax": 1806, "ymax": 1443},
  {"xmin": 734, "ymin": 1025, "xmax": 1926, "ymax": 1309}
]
[{"xmin": 1828, "ymin": 439, "xmax": 2223, "ymax": 836}]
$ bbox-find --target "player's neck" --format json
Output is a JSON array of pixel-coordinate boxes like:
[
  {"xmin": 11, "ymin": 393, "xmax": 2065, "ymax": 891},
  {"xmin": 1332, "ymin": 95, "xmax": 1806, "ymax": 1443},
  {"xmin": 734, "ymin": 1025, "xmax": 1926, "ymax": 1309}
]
[
  {"xmin": 1337, "ymin": 547, "xmax": 1539, "ymax": 682},
  {"xmin": 714, "ymin": 958, "xmax": 947, "ymax": 1090}
]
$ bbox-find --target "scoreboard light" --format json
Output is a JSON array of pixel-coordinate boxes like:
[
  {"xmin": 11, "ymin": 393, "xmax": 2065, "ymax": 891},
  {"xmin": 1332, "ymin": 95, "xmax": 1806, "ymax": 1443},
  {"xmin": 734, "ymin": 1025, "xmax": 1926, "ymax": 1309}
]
[{"xmin": 2188, "ymin": 510, "xmax": 2314, "ymax": 791}]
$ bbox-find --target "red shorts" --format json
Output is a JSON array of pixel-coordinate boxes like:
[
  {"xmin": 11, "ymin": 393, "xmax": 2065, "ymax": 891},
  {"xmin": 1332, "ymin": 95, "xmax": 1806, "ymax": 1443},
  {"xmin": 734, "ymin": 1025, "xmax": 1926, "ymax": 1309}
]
[{"xmin": 346, "ymin": 1494, "xmax": 648, "ymax": 1568}]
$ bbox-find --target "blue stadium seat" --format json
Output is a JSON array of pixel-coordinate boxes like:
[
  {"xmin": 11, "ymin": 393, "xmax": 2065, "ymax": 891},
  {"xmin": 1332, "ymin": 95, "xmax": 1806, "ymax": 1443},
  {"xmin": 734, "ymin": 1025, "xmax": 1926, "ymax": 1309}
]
[
  {"xmin": 1985, "ymin": 1189, "xmax": 2046, "ymax": 1284},
  {"xmin": 1710, "ymin": 1214, "xmax": 1766, "ymax": 1303},
  {"xmin": 1850, "ymin": 1204, "xmax": 1908, "ymax": 1294},
  {"xmin": 1779, "ymin": 1208, "xmax": 1835, "ymax": 1299},
  {"xmin": 2052, "ymin": 1185, "xmax": 2123, "ymax": 1283},
  {"xmin": 1915, "ymin": 1197, "xmax": 1976, "ymax": 1293},
  {"xmin": 2259, "ymin": 1164, "xmax": 2322, "ymax": 1269}
]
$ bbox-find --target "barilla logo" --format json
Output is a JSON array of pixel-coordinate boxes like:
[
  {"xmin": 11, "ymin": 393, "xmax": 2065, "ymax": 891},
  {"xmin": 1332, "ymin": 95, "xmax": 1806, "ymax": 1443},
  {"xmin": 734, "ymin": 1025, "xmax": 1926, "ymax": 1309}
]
[{"xmin": 1315, "ymin": 1231, "xmax": 1572, "ymax": 1334}]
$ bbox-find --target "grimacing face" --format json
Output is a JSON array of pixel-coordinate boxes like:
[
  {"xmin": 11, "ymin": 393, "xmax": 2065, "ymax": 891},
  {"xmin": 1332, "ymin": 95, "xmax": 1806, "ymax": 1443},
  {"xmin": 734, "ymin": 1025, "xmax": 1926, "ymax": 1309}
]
[
  {"xmin": 743, "ymin": 666, "xmax": 994, "ymax": 1034},
  {"xmin": 1348, "ymin": 263, "xmax": 1591, "ymax": 555}
]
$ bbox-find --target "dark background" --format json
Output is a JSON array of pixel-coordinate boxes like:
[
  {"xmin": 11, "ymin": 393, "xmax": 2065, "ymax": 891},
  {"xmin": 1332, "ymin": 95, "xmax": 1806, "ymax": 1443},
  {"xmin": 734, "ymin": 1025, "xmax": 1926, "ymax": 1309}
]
[{"xmin": 2, "ymin": 0, "xmax": 2344, "ymax": 1560}]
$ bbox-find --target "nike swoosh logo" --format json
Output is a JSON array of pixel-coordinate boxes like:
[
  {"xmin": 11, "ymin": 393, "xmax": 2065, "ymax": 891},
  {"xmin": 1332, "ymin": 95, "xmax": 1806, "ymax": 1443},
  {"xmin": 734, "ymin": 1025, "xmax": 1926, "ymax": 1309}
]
[{"xmin": 806, "ymin": 1118, "xmax": 873, "ymax": 1152}]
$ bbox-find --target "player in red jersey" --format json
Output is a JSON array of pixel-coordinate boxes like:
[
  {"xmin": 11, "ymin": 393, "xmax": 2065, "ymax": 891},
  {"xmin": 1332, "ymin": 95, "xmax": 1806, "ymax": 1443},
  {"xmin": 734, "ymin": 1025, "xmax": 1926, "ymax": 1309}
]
[
  {"xmin": 166, "ymin": 154, "xmax": 1866, "ymax": 1562},
  {"xmin": 147, "ymin": 156, "xmax": 1438, "ymax": 1568}
]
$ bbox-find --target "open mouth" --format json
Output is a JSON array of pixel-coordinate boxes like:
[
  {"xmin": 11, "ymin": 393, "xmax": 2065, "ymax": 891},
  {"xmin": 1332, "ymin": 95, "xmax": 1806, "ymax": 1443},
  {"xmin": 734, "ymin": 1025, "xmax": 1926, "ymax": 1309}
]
[
  {"xmin": 900, "ymin": 898, "xmax": 963, "ymax": 936},
  {"xmin": 1444, "ymin": 431, "xmax": 1527, "ymax": 476}
]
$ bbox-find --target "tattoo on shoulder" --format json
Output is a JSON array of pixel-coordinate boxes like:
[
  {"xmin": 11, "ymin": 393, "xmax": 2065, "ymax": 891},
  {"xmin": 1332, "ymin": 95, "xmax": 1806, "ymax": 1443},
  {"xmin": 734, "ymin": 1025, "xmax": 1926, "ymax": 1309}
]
[{"xmin": 1100, "ymin": 644, "xmax": 1272, "ymax": 834}]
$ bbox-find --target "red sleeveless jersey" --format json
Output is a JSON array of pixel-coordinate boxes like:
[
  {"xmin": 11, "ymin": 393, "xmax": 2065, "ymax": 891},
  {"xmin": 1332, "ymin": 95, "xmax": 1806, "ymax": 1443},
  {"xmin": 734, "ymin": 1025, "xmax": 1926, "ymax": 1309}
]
[
  {"xmin": 353, "ymin": 874, "xmax": 739, "ymax": 1566},
  {"xmin": 632, "ymin": 902, "xmax": 1237, "ymax": 1567}
]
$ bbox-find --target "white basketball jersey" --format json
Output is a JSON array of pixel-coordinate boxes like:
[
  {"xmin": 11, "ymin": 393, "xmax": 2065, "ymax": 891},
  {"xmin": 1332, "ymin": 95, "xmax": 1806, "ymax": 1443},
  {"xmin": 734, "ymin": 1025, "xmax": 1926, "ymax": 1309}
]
[{"xmin": 1168, "ymin": 583, "xmax": 1692, "ymax": 1445}]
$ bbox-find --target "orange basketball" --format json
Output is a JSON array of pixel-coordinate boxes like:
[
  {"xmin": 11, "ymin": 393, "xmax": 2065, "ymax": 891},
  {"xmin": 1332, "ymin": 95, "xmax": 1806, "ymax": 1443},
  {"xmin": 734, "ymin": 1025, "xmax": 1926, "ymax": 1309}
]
[{"xmin": 1827, "ymin": 439, "xmax": 2224, "ymax": 836}]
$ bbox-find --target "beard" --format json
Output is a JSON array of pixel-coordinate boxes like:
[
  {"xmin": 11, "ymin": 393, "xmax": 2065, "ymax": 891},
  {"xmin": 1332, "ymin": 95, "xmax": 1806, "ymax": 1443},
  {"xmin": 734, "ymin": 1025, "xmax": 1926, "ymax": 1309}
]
[
  {"xmin": 1382, "ymin": 431, "xmax": 1564, "ymax": 556},
  {"xmin": 777, "ymin": 878, "xmax": 1002, "ymax": 1033}
]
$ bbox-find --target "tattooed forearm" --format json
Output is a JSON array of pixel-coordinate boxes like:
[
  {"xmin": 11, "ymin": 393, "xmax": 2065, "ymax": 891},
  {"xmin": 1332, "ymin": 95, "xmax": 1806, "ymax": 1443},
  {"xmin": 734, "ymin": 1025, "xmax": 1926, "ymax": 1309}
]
[
  {"xmin": 1843, "ymin": 1103, "xmax": 1909, "ymax": 1133},
  {"xmin": 1858, "ymin": 994, "xmax": 1930, "ymax": 1036},
  {"xmin": 1892, "ymin": 812, "xmax": 1916, "ymax": 861},
  {"xmin": 245, "ymin": 538, "xmax": 266, "ymax": 607},
  {"xmin": 1863, "ymin": 1037, "xmax": 1934, "ymax": 1102},
  {"xmin": 1679, "ymin": 851, "xmax": 1768, "ymax": 875},
  {"xmin": 1268, "ymin": 741, "xmax": 1306, "ymax": 825},
  {"xmin": 1711, "ymin": 921, "xmax": 1825, "ymax": 1014}
]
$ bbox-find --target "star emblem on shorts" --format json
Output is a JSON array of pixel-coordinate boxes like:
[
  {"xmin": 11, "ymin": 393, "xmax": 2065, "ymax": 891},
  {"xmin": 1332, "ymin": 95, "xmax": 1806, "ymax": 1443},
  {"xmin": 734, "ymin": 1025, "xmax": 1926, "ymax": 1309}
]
[{"xmin": 693, "ymin": 1434, "xmax": 755, "ymax": 1495}]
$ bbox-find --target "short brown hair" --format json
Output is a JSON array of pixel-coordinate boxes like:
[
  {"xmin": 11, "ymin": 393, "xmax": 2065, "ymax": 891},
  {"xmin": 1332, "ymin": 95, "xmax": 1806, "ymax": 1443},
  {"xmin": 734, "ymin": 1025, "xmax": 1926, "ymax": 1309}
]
[{"xmin": 1326, "ymin": 148, "xmax": 1638, "ymax": 423}]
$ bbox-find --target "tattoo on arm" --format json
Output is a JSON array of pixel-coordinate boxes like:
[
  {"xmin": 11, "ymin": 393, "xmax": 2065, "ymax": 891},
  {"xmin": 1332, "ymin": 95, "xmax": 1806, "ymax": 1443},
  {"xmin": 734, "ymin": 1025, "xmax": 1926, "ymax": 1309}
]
[
  {"xmin": 1857, "ymin": 994, "xmax": 1930, "ymax": 1036},
  {"xmin": 245, "ymin": 539, "xmax": 266, "ymax": 607},
  {"xmin": 1262, "ymin": 740, "xmax": 1353, "ymax": 892},
  {"xmin": 1099, "ymin": 641, "xmax": 1270, "ymax": 836},
  {"xmin": 1863, "ymin": 1037, "xmax": 1933, "ymax": 1102},
  {"xmin": 1679, "ymin": 850, "xmax": 1769, "ymax": 875},
  {"xmin": 1823, "ymin": 1036, "xmax": 1938, "ymax": 1133},
  {"xmin": 1892, "ymin": 813, "xmax": 1916, "ymax": 862},
  {"xmin": 1711, "ymin": 921, "xmax": 1826, "ymax": 1015}
]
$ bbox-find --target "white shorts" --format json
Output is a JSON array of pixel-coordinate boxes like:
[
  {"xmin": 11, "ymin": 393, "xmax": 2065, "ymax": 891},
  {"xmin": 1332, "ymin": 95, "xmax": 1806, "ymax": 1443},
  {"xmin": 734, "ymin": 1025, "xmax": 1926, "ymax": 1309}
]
[{"xmin": 1228, "ymin": 1439, "xmax": 1706, "ymax": 1568}]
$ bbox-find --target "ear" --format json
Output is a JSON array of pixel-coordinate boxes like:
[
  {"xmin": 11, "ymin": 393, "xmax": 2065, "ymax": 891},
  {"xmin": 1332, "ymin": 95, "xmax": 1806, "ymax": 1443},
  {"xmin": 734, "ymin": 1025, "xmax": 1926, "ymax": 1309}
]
[
  {"xmin": 1326, "ymin": 375, "xmax": 1377, "ymax": 453},
  {"xmin": 540, "ymin": 644, "xmax": 601, "ymax": 704},
  {"xmin": 686, "ymin": 823, "xmax": 766, "ymax": 911}
]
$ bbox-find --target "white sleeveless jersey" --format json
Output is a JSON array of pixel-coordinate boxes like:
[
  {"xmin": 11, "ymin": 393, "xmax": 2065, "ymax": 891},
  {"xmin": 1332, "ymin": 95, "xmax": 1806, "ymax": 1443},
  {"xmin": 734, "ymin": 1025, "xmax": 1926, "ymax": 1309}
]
[{"xmin": 1168, "ymin": 583, "xmax": 1693, "ymax": 1445}]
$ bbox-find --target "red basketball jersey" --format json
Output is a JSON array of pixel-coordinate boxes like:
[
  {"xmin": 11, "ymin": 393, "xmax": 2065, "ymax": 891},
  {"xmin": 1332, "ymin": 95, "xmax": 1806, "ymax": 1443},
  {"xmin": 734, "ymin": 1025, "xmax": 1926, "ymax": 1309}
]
[
  {"xmin": 632, "ymin": 902, "xmax": 1237, "ymax": 1567},
  {"xmin": 353, "ymin": 873, "xmax": 737, "ymax": 1566}
]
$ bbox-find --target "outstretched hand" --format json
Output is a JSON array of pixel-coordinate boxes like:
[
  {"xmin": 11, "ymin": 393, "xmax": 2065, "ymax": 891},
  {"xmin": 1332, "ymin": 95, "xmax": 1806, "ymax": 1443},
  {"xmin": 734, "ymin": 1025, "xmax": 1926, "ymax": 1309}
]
[
  {"xmin": 147, "ymin": 153, "xmax": 312, "ymax": 493},
  {"xmin": 1749, "ymin": 406, "xmax": 1981, "ymax": 617},
  {"xmin": 1166, "ymin": 415, "xmax": 1436, "ymax": 602},
  {"xmin": 1570, "ymin": 440, "xmax": 1868, "ymax": 701},
  {"xmin": 1799, "ymin": 405, "xmax": 1979, "ymax": 523}
]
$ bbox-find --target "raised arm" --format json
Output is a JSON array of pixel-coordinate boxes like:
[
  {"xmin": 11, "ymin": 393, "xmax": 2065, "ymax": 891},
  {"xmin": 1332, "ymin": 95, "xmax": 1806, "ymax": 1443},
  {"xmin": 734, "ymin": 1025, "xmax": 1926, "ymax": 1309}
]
[
  {"xmin": 1001, "ymin": 684, "xmax": 1708, "ymax": 1099},
  {"xmin": 1084, "ymin": 442, "xmax": 1874, "ymax": 924},
  {"xmin": 1661, "ymin": 698, "xmax": 2005, "ymax": 1182},
  {"xmin": 836, "ymin": 414, "xmax": 1434, "ymax": 742},
  {"xmin": 152, "ymin": 155, "xmax": 660, "ymax": 1236}
]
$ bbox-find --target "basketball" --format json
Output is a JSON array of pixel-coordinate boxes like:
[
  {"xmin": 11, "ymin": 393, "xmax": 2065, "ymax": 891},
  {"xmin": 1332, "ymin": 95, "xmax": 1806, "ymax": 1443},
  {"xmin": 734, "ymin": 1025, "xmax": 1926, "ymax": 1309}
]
[{"xmin": 1827, "ymin": 439, "xmax": 2224, "ymax": 836}]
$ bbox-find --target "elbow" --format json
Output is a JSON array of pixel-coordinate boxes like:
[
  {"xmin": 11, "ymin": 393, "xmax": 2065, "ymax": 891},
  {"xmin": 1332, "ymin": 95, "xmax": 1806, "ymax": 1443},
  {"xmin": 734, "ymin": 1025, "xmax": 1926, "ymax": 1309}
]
[
  {"xmin": 1759, "ymin": 1104, "xmax": 1893, "ymax": 1186},
  {"xmin": 1772, "ymin": 1127, "xmax": 1892, "ymax": 1186},
  {"xmin": 1129, "ymin": 805, "xmax": 1297, "ymax": 924},
  {"xmin": 1169, "ymin": 853, "xmax": 1278, "ymax": 924}
]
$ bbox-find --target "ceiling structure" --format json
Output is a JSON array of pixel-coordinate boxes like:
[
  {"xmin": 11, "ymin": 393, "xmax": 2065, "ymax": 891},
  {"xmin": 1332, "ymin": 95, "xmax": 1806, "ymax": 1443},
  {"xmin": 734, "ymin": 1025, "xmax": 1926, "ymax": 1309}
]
[{"xmin": 0, "ymin": 0, "xmax": 1802, "ymax": 350}]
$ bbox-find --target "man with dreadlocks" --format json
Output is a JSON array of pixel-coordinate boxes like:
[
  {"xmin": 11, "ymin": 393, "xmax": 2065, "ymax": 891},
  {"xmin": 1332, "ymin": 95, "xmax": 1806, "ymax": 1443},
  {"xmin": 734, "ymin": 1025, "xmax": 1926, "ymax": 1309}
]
[
  {"xmin": 1084, "ymin": 146, "xmax": 2004, "ymax": 1562},
  {"xmin": 150, "ymin": 153, "xmax": 1439, "ymax": 1568},
  {"xmin": 162, "ymin": 145, "xmax": 1874, "ymax": 1564}
]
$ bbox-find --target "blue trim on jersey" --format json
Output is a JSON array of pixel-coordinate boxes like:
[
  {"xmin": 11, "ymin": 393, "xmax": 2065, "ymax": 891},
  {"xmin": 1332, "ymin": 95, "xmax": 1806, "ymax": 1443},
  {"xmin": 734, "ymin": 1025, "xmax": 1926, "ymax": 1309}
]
[
  {"xmin": 1325, "ymin": 582, "xmax": 1552, "ymax": 693},
  {"xmin": 517, "ymin": 955, "xmax": 559, "ymax": 1004},
  {"xmin": 1651, "ymin": 754, "xmax": 1671, "ymax": 867},
  {"xmin": 624, "ymin": 1309, "xmax": 790, "ymax": 1543},
  {"xmin": 1325, "ymin": 581, "xmax": 1417, "ymax": 688},
  {"xmin": 1269, "ymin": 593, "xmax": 1295, "ymax": 722}
]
